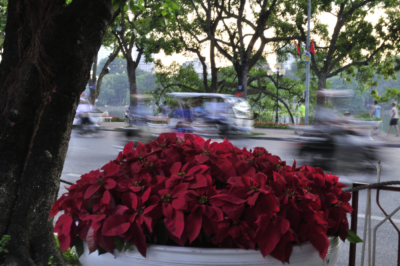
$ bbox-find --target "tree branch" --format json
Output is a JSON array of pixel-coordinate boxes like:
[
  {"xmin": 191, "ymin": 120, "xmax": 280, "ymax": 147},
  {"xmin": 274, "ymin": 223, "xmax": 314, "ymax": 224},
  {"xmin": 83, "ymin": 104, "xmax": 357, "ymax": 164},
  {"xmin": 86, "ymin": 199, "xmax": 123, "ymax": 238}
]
[
  {"xmin": 248, "ymin": 85, "xmax": 295, "ymax": 124},
  {"xmin": 96, "ymin": 45, "xmax": 121, "ymax": 98},
  {"xmin": 111, "ymin": 30, "xmax": 129, "ymax": 58},
  {"xmin": 327, "ymin": 43, "xmax": 385, "ymax": 78}
]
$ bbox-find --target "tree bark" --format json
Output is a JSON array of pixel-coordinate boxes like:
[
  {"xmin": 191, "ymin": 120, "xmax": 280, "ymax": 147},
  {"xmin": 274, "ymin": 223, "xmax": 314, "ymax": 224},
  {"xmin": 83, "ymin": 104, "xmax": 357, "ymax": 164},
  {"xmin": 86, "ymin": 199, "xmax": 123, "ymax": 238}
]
[
  {"xmin": 317, "ymin": 74, "xmax": 327, "ymax": 106},
  {"xmin": 89, "ymin": 54, "xmax": 98, "ymax": 105},
  {"xmin": 127, "ymin": 59, "xmax": 138, "ymax": 105},
  {"xmin": 126, "ymin": 47, "xmax": 143, "ymax": 106},
  {"xmin": 0, "ymin": 0, "xmax": 113, "ymax": 265},
  {"xmin": 209, "ymin": 43, "xmax": 218, "ymax": 93},
  {"xmin": 236, "ymin": 64, "xmax": 248, "ymax": 98}
]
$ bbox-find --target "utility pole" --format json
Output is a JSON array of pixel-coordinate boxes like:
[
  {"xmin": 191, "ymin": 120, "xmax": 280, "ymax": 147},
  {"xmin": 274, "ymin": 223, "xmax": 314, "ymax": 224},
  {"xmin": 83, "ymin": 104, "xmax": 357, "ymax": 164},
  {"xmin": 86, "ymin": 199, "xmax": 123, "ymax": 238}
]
[{"xmin": 305, "ymin": 0, "xmax": 311, "ymax": 125}]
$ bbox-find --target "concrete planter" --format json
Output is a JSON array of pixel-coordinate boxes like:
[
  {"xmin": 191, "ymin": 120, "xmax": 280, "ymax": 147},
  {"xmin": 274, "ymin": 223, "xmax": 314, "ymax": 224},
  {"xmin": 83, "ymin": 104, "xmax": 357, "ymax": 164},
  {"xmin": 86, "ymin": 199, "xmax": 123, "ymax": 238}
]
[{"xmin": 77, "ymin": 236, "xmax": 340, "ymax": 266}]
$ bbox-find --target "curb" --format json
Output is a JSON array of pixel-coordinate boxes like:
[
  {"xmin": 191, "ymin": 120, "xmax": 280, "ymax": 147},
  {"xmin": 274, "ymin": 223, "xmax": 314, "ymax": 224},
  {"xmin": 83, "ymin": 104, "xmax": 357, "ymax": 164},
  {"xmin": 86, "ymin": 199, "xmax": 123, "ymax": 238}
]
[
  {"xmin": 247, "ymin": 136, "xmax": 299, "ymax": 141},
  {"xmin": 100, "ymin": 128, "xmax": 126, "ymax": 132}
]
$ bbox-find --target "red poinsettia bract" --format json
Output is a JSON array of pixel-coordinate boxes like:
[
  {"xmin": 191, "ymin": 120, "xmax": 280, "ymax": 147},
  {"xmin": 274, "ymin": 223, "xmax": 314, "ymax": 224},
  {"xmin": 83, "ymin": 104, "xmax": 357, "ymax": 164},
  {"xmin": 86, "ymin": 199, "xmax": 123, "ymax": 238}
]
[{"xmin": 51, "ymin": 133, "xmax": 353, "ymax": 263}]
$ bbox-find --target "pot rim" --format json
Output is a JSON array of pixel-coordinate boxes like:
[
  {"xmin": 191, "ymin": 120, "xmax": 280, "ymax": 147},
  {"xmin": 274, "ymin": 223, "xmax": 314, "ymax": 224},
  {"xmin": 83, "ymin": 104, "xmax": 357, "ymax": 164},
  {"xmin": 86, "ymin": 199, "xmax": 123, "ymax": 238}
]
[{"xmin": 139, "ymin": 236, "xmax": 339, "ymax": 254}]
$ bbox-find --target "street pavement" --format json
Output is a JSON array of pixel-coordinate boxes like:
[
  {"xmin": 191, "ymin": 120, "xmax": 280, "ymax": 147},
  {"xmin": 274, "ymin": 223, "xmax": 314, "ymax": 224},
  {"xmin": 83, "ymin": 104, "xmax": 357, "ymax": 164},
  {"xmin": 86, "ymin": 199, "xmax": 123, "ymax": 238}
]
[
  {"xmin": 101, "ymin": 121, "xmax": 400, "ymax": 145},
  {"xmin": 58, "ymin": 128, "xmax": 400, "ymax": 265}
]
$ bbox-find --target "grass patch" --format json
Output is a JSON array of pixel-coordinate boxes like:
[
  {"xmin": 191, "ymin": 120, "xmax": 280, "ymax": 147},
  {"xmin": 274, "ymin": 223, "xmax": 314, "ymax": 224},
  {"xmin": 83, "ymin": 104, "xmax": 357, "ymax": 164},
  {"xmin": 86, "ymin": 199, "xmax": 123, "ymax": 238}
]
[
  {"xmin": 111, "ymin": 118, "xmax": 125, "ymax": 122},
  {"xmin": 251, "ymin": 132, "xmax": 266, "ymax": 136}
]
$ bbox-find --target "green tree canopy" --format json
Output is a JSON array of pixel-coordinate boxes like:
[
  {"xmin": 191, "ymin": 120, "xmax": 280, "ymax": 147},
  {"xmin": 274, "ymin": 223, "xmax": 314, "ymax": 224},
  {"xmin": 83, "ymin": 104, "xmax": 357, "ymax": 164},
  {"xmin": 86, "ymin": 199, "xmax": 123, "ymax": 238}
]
[{"xmin": 289, "ymin": 0, "xmax": 400, "ymax": 105}]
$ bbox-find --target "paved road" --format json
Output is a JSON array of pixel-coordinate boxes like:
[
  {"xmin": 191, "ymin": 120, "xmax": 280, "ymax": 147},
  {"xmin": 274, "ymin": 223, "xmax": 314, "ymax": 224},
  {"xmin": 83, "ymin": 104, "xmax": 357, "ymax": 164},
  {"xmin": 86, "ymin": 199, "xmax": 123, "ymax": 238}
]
[{"xmin": 58, "ymin": 131, "xmax": 400, "ymax": 265}]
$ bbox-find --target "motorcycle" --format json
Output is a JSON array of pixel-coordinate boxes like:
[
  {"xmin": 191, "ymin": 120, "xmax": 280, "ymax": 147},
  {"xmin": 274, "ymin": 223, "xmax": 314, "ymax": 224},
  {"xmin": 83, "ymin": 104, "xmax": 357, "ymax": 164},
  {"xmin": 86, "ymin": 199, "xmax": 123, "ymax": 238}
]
[
  {"xmin": 295, "ymin": 123, "xmax": 381, "ymax": 171},
  {"xmin": 74, "ymin": 116, "xmax": 103, "ymax": 137},
  {"xmin": 115, "ymin": 95, "xmax": 158, "ymax": 149}
]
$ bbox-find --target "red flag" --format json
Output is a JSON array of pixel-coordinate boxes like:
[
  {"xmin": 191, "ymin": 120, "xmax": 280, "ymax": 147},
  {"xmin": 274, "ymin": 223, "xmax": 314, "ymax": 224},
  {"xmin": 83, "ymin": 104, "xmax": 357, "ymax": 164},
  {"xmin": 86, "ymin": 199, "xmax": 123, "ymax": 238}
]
[
  {"xmin": 294, "ymin": 40, "xmax": 301, "ymax": 55},
  {"xmin": 310, "ymin": 40, "xmax": 316, "ymax": 54}
]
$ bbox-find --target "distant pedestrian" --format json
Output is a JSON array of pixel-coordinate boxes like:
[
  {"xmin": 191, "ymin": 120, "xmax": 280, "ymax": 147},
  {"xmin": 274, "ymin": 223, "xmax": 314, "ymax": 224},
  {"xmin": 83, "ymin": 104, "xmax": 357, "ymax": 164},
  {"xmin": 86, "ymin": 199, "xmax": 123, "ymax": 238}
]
[
  {"xmin": 371, "ymin": 100, "xmax": 381, "ymax": 117},
  {"xmin": 370, "ymin": 100, "xmax": 381, "ymax": 135},
  {"xmin": 387, "ymin": 102, "xmax": 399, "ymax": 137},
  {"xmin": 299, "ymin": 100, "xmax": 305, "ymax": 125}
]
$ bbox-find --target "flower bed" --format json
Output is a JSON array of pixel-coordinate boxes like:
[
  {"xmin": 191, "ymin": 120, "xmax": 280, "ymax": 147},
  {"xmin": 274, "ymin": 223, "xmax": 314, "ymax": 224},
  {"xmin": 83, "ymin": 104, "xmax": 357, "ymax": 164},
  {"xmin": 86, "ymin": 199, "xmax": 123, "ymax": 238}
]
[
  {"xmin": 254, "ymin": 122, "xmax": 294, "ymax": 129},
  {"xmin": 353, "ymin": 113, "xmax": 382, "ymax": 121},
  {"xmin": 107, "ymin": 116, "xmax": 125, "ymax": 122},
  {"xmin": 51, "ymin": 133, "xmax": 353, "ymax": 264},
  {"xmin": 148, "ymin": 120, "xmax": 168, "ymax": 124}
]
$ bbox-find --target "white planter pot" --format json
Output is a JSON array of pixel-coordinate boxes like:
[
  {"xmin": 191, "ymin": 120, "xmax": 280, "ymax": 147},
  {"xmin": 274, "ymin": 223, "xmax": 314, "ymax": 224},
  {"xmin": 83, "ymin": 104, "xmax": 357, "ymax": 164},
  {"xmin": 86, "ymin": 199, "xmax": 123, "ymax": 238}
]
[{"xmin": 77, "ymin": 236, "xmax": 339, "ymax": 266}]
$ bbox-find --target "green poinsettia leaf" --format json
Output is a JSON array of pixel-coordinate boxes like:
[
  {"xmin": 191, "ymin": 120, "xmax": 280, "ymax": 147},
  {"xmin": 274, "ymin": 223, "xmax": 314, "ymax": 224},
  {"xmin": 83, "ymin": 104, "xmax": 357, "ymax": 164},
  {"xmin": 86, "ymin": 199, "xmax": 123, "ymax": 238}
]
[
  {"xmin": 74, "ymin": 237, "xmax": 84, "ymax": 258},
  {"xmin": 346, "ymin": 230, "xmax": 363, "ymax": 244},
  {"xmin": 97, "ymin": 246, "xmax": 107, "ymax": 255},
  {"xmin": 124, "ymin": 240, "xmax": 133, "ymax": 252},
  {"xmin": 114, "ymin": 237, "xmax": 125, "ymax": 253}
]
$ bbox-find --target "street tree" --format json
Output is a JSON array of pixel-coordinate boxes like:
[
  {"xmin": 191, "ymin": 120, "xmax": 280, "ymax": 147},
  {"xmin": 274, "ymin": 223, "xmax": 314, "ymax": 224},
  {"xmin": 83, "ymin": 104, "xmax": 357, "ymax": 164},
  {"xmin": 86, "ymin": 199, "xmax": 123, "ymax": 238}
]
[
  {"xmin": 88, "ymin": 27, "xmax": 121, "ymax": 105},
  {"xmin": 189, "ymin": 0, "xmax": 301, "ymax": 98},
  {"xmin": 111, "ymin": 2, "xmax": 180, "ymax": 105},
  {"xmin": 292, "ymin": 0, "xmax": 400, "ymax": 104},
  {"xmin": 0, "ymin": 0, "xmax": 177, "ymax": 264},
  {"xmin": 172, "ymin": 0, "xmax": 221, "ymax": 92}
]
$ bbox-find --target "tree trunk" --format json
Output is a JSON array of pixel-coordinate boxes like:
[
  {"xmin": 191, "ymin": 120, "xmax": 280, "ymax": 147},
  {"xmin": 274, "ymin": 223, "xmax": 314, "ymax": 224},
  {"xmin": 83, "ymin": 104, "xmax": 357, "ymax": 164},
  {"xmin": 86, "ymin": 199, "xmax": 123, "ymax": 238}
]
[
  {"xmin": 127, "ymin": 60, "xmax": 137, "ymax": 106},
  {"xmin": 209, "ymin": 43, "xmax": 218, "ymax": 93},
  {"xmin": 317, "ymin": 74, "xmax": 327, "ymax": 106},
  {"xmin": 236, "ymin": 65, "xmax": 248, "ymax": 99},
  {"xmin": 0, "ymin": 0, "xmax": 113, "ymax": 265},
  {"xmin": 89, "ymin": 54, "xmax": 98, "ymax": 105}
]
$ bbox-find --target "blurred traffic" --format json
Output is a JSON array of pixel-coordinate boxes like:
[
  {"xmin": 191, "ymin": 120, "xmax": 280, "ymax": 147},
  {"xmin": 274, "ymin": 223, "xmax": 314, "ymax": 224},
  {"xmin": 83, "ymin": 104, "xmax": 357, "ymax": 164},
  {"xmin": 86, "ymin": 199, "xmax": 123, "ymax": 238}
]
[
  {"xmin": 115, "ymin": 93, "xmax": 256, "ymax": 148},
  {"xmin": 70, "ymin": 91, "xmax": 400, "ymax": 173}
]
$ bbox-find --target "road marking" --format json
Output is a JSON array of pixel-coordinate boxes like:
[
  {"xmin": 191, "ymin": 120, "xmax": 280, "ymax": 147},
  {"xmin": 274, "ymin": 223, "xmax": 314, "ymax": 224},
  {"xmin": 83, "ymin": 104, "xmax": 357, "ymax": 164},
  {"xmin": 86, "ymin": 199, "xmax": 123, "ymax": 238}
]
[
  {"xmin": 66, "ymin": 173, "xmax": 81, "ymax": 177},
  {"xmin": 358, "ymin": 214, "xmax": 400, "ymax": 224}
]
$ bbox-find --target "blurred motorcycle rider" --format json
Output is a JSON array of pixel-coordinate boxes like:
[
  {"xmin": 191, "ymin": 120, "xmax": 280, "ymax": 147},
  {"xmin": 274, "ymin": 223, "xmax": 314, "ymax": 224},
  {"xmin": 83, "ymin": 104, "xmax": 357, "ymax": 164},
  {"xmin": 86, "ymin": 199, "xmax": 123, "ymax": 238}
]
[
  {"xmin": 194, "ymin": 100, "xmax": 205, "ymax": 117},
  {"xmin": 76, "ymin": 98, "xmax": 92, "ymax": 126}
]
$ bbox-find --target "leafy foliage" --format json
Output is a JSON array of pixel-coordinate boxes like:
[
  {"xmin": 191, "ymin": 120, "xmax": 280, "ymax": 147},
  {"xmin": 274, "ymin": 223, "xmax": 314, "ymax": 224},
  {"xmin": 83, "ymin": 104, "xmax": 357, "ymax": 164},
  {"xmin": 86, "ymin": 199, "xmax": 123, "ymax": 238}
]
[
  {"xmin": 354, "ymin": 113, "xmax": 382, "ymax": 121},
  {"xmin": 96, "ymin": 74, "xmax": 129, "ymax": 106},
  {"xmin": 371, "ymin": 88, "xmax": 400, "ymax": 106},
  {"xmin": 290, "ymin": 0, "xmax": 400, "ymax": 90},
  {"xmin": 54, "ymin": 234, "xmax": 80, "ymax": 265},
  {"xmin": 0, "ymin": 235, "xmax": 10, "ymax": 255}
]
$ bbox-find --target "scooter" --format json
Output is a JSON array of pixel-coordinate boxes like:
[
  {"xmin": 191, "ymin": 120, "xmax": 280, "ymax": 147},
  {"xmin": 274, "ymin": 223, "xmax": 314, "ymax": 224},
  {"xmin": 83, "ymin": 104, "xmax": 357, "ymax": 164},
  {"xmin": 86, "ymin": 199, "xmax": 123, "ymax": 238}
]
[
  {"xmin": 295, "ymin": 125, "xmax": 380, "ymax": 171},
  {"xmin": 75, "ymin": 116, "xmax": 103, "ymax": 137}
]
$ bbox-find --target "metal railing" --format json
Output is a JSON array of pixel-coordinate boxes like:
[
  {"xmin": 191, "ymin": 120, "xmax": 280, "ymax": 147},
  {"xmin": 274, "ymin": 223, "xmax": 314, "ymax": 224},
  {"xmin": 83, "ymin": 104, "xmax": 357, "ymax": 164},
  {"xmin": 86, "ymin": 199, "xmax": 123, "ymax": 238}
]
[{"xmin": 347, "ymin": 162, "xmax": 400, "ymax": 266}]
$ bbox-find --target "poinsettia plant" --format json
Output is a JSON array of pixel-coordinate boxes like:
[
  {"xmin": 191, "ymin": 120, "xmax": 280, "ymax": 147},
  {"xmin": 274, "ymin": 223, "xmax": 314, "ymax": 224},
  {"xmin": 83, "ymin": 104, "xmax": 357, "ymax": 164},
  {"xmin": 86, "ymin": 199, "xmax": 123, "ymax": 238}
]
[{"xmin": 51, "ymin": 133, "xmax": 354, "ymax": 263}]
